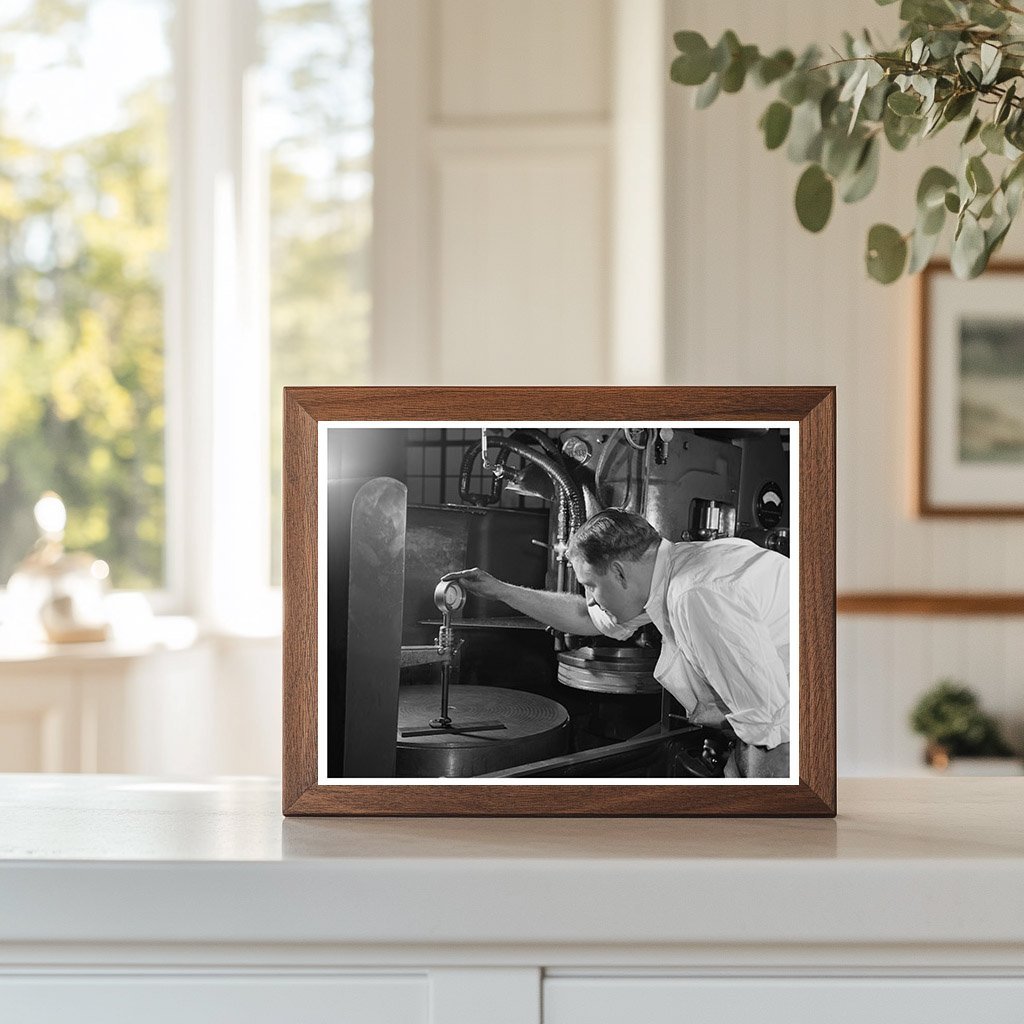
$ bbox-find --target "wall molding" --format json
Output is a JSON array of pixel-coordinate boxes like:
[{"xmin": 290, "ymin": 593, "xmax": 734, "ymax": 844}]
[{"xmin": 837, "ymin": 593, "xmax": 1024, "ymax": 616}]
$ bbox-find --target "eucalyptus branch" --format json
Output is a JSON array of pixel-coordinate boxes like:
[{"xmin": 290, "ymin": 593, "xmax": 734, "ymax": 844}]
[{"xmin": 670, "ymin": 3, "xmax": 1024, "ymax": 283}]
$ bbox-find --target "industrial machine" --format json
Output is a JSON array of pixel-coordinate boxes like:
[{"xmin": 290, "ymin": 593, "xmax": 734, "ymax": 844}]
[{"xmin": 334, "ymin": 425, "xmax": 790, "ymax": 780}]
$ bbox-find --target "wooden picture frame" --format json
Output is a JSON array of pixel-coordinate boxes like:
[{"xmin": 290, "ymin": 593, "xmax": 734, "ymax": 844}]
[
  {"xmin": 283, "ymin": 387, "xmax": 836, "ymax": 816},
  {"xmin": 916, "ymin": 261, "xmax": 1024, "ymax": 517}
]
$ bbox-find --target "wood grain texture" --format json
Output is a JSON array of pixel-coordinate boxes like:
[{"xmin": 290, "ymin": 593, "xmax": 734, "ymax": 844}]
[
  {"xmin": 916, "ymin": 260, "xmax": 1024, "ymax": 518},
  {"xmin": 282, "ymin": 387, "xmax": 837, "ymax": 817},
  {"xmin": 838, "ymin": 593, "xmax": 1024, "ymax": 616},
  {"xmin": 282, "ymin": 392, "xmax": 319, "ymax": 813}
]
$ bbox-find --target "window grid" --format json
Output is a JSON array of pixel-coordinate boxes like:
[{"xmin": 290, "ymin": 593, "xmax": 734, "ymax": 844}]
[{"xmin": 405, "ymin": 430, "xmax": 547, "ymax": 511}]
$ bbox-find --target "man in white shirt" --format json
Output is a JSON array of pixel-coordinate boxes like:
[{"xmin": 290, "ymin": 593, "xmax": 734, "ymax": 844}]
[{"xmin": 442, "ymin": 509, "xmax": 792, "ymax": 779}]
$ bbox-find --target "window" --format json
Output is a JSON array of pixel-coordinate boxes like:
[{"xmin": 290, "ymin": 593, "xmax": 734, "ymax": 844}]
[
  {"xmin": 0, "ymin": 0, "xmax": 172, "ymax": 589},
  {"xmin": 0, "ymin": 0, "xmax": 373, "ymax": 621},
  {"xmin": 262, "ymin": 0, "xmax": 373, "ymax": 582}
]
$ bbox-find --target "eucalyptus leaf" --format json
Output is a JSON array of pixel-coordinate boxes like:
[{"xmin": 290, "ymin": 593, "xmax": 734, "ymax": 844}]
[
  {"xmin": 970, "ymin": 2, "xmax": 1009, "ymax": 30},
  {"xmin": 921, "ymin": 200, "xmax": 946, "ymax": 235},
  {"xmin": 760, "ymin": 101, "xmax": 793, "ymax": 150},
  {"xmin": 995, "ymin": 82, "xmax": 1017, "ymax": 124},
  {"xmin": 962, "ymin": 115, "xmax": 983, "ymax": 145},
  {"xmin": 967, "ymin": 154, "xmax": 995, "ymax": 195},
  {"xmin": 942, "ymin": 92, "xmax": 974, "ymax": 122},
  {"xmin": 779, "ymin": 73, "xmax": 807, "ymax": 106},
  {"xmin": 944, "ymin": 190, "xmax": 961, "ymax": 213},
  {"xmin": 861, "ymin": 80, "xmax": 893, "ymax": 122},
  {"xmin": 754, "ymin": 49, "xmax": 795, "ymax": 87},
  {"xmin": 787, "ymin": 100, "xmax": 824, "ymax": 162},
  {"xmin": 908, "ymin": 221, "xmax": 943, "ymax": 273},
  {"xmin": 951, "ymin": 211, "xmax": 986, "ymax": 278},
  {"xmin": 795, "ymin": 164, "xmax": 834, "ymax": 232},
  {"xmin": 842, "ymin": 137, "xmax": 880, "ymax": 203},
  {"xmin": 710, "ymin": 31, "xmax": 740, "ymax": 74},
  {"xmin": 822, "ymin": 128, "xmax": 864, "ymax": 178},
  {"xmin": 917, "ymin": 166, "xmax": 957, "ymax": 210},
  {"xmin": 866, "ymin": 223, "xmax": 908, "ymax": 283},
  {"xmin": 888, "ymin": 90, "xmax": 921, "ymax": 115},
  {"xmin": 694, "ymin": 73, "xmax": 721, "ymax": 109},
  {"xmin": 981, "ymin": 122, "xmax": 1005, "ymax": 155},
  {"xmin": 721, "ymin": 44, "xmax": 759, "ymax": 93},
  {"xmin": 980, "ymin": 42, "xmax": 1002, "ymax": 87}
]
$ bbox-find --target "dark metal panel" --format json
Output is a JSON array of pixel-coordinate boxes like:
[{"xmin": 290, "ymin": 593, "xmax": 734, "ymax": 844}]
[{"xmin": 343, "ymin": 477, "xmax": 407, "ymax": 777}]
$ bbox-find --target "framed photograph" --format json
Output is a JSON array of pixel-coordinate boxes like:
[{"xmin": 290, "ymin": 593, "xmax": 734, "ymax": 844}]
[
  {"xmin": 283, "ymin": 387, "xmax": 835, "ymax": 816},
  {"xmin": 917, "ymin": 261, "xmax": 1024, "ymax": 516}
]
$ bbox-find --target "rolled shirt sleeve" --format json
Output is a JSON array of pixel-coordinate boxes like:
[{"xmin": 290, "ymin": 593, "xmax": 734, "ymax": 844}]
[
  {"xmin": 676, "ymin": 585, "xmax": 790, "ymax": 748},
  {"xmin": 585, "ymin": 602, "xmax": 651, "ymax": 641}
]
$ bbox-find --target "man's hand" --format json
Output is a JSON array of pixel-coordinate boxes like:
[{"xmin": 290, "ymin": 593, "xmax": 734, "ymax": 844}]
[
  {"xmin": 441, "ymin": 567, "xmax": 503, "ymax": 601},
  {"xmin": 439, "ymin": 568, "xmax": 597, "ymax": 635}
]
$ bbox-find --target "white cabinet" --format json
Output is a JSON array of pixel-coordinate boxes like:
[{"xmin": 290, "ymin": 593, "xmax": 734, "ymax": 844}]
[
  {"xmin": 544, "ymin": 977, "xmax": 1024, "ymax": 1023},
  {"xmin": 0, "ymin": 976, "xmax": 428, "ymax": 1024},
  {"xmin": 1, "ymin": 777, "xmax": 1022, "ymax": 1023}
]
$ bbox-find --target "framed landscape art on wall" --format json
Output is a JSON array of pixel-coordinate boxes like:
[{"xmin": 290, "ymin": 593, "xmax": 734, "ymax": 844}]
[{"xmin": 917, "ymin": 262, "xmax": 1024, "ymax": 517}]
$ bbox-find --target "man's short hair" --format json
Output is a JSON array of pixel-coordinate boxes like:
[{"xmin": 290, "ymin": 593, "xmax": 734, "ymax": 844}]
[{"xmin": 565, "ymin": 509, "xmax": 661, "ymax": 572}]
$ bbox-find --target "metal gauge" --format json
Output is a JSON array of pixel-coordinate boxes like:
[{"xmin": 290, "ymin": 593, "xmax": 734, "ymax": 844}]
[{"xmin": 434, "ymin": 579, "xmax": 467, "ymax": 613}]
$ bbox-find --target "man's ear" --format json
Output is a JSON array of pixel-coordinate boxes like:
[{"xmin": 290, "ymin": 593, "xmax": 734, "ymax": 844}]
[{"xmin": 609, "ymin": 560, "xmax": 628, "ymax": 588}]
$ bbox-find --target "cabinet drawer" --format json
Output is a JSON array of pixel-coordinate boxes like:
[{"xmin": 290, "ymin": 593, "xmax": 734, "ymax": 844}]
[
  {"xmin": 544, "ymin": 977, "xmax": 1024, "ymax": 1024},
  {"xmin": 0, "ymin": 974, "xmax": 427, "ymax": 1024}
]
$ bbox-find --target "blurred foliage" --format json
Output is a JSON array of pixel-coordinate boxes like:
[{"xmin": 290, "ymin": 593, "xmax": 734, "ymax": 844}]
[
  {"xmin": 909, "ymin": 679, "xmax": 1015, "ymax": 755},
  {"xmin": 671, "ymin": 0, "xmax": 1024, "ymax": 283},
  {"xmin": 0, "ymin": 0, "xmax": 168, "ymax": 588},
  {"xmin": 0, "ymin": 0, "xmax": 373, "ymax": 591}
]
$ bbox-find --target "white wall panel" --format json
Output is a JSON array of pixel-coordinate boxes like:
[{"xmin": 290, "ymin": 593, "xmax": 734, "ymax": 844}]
[
  {"xmin": 436, "ymin": 151, "xmax": 608, "ymax": 384},
  {"xmin": 438, "ymin": 0, "xmax": 610, "ymax": 120},
  {"xmin": 666, "ymin": 0, "xmax": 1024, "ymax": 774}
]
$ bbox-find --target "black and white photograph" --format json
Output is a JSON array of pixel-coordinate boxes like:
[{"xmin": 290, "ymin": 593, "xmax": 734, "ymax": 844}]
[{"xmin": 319, "ymin": 422, "xmax": 797, "ymax": 784}]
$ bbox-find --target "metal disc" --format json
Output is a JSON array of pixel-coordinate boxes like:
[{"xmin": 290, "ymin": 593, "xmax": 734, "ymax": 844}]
[
  {"xmin": 556, "ymin": 650, "xmax": 661, "ymax": 695},
  {"xmin": 396, "ymin": 685, "xmax": 569, "ymax": 777}
]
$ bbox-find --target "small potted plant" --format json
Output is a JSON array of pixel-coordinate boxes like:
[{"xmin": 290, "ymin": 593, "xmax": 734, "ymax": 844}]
[{"xmin": 909, "ymin": 679, "xmax": 1018, "ymax": 773}]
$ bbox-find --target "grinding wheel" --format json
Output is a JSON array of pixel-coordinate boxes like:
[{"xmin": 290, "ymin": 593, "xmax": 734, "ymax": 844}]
[{"xmin": 396, "ymin": 685, "xmax": 569, "ymax": 777}]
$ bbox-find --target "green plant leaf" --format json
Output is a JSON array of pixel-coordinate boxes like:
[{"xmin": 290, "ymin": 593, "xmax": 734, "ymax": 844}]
[
  {"xmin": 866, "ymin": 223, "xmax": 908, "ymax": 283},
  {"xmin": 694, "ymin": 73, "xmax": 721, "ymax": 109},
  {"xmin": 908, "ymin": 220, "xmax": 942, "ymax": 273},
  {"xmin": 779, "ymin": 73, "xmax": 807, "ymax": 106},
  {"xmin": 760, "ymin": 101, "xmax": 792, "ymax": 150},
  {"xmin": 917, "ymin": 166, "xmax": 957, "ymax": 210},
  {"xmin": 962, "ymin": 115, "xmax": 983, "ymax": 145},
  {"xmin": 787, "ymin": 101, "xmax": 823, "ymax": 162},
  {"xmin": 842, "ymin": 136, "xmax": 880, "ymax": 203},
  {"xmin": 967, "ymin": 154, "xmax": 995, "ymax": 195},
  {"xmin": 970, "ymin": 2, "xmax": 1009, "ymax": 29},
  {"xmin": 753, "ymin": 49, "xmax": 795, "ymax": 87},
  {"xmin": 995, "ymin": 82, "xmax": 1017, "ymax": 125},
  {"xmin": 888, "ymin": 90, "xmax": 921, "ymax": 115},
  {"xmin": 942, "ymin": 91, "xmax": 974, "ymax": 123},
  {"xmin": 944, "ymin": 190, "xmax": 960, "ymax": 213},
  {"xmin": 710, "ymin": 31, "xmax": 740, "ymax": 73},
  {"xmin": 981, "ymin": 122, "xmax": 1005, "ymax": 155},
  {"xmin": 795, "ymin": 164, "xmax": 834, "ymax": 232},
  {"xmin": 721, "ymin": 44, "xmax": 759, "ymax": 93},
  {"xmin": 980, "ymin": 41, "xmax": 1002, "ymax": 86},
  {"xmin": 951, "ymin": 211, "xmax": 986, "ymax": 278},
  {"xmin": 822, "ymin": 128, "xmax": 863, "ymax": 177}
]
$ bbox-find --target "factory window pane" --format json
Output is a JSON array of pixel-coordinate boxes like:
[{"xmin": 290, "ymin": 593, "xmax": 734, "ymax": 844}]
[
  {"xmin": 0, "ymin": 0, "xmax": 172, "ymax": 589},
  {"xmin": 264, "ymin": 0, "xmax": 373, "ymax": 583}
]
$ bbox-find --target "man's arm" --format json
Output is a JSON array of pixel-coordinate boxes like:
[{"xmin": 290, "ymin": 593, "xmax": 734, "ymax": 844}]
[{"xmin": 440, "ymin": 568, "xmax": 597, "ymax": 635}]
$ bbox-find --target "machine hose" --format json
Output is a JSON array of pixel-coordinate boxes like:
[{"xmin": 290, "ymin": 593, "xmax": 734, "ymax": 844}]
[{"xmin": 458, "ymin": 434, "xmax": 585, "ymax": 532}]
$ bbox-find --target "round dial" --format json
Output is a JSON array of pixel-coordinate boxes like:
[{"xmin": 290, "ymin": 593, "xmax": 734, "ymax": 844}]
[{"xmin": 434, "ymin": 580, "xmax": 467, "ymax": 613}]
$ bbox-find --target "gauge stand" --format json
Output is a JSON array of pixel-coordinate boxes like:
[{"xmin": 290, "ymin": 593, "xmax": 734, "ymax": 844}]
[{"xmin": 399, "ymin": 580, "xmax": 507, "ymax": 738}]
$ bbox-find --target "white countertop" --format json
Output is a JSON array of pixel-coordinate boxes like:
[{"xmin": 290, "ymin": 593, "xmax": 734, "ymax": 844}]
[{"xmin": 1, "ymin": 775, "xmax": 1022, "ymax": 954}]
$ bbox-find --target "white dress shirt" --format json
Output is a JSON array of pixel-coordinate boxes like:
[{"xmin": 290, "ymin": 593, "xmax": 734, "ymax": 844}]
[{"xmin": 586, "ymin": 538, "xmax": 791, "ymax": 748}]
